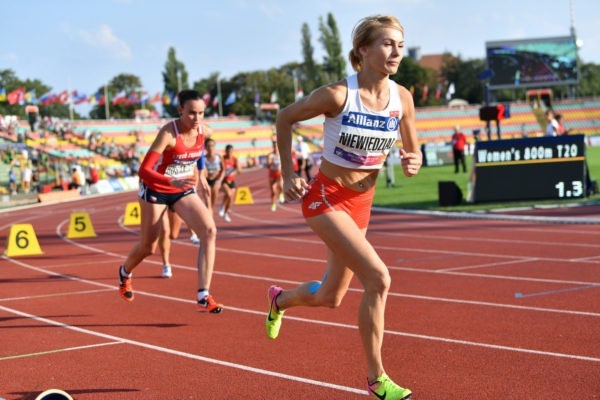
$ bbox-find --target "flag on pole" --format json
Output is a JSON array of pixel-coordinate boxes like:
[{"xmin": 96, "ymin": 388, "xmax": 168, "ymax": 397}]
[
  {"xmin": 25, "ymin": 89, "xmax": 38, "ymax": 104},
  {"xmin": 0, "ymin": 88, "xmax": 6, "ymax": 102},
  {"xmin": 150, "ymin": 92, "xmax": 162, "ymax": 104},
  {"xmin": 112, "ymin": 90, "xmax": 127, "ymax": 105},
  {"xmin": 270, "ymin": 90, "xmax": 278, "ymax": 103},
  {"xmin": 445, "ymin": 82, "xmax": 455, "ymax": 101},
  {"xmin": 39, "ymin": 91, "xmax": 55, "ymax": 105},
  {"xmin": 162, "ymin": 92, "xmax": 172, "ymax": 105},
  {"xmin": 127, "ymin": 92, "xmax": 139, "ymax": 105},
  {"xmin": 202, "ymin": 91, "xmax": 211, "ymax": 105},
  {"xmin": 139, "ymin": 91, "xmax": 150, "ymax": 104},
  {"xmin": 89, "ymin": 91, "xmax": 103, "ymax": 105},
  {"xmin": 18, "ymin": 88, "xmax": 28, "ymax": 105},
  {"xmin": 72, "ymin": 91, "xmax": 88, "ymax": 105},
  {"xmin": 435, "ymin": 83, "xmax": 442, "ymax": 100},
  {"xmin": 421, "ymin": 84, "xmax": 429, "ymax": 101},
  {"xmin": 7, "ymin": 87, "xmax": 25, "ymax": 105},
  {"xmin": 212, "ymin": 94, "xmax": 219, "ymax": 107},
  {"xmin": 55, "ymin": 90, "xmax": 69, "ymax": 104},
  {"xmin": 224, "ymin": 91, "xmax": 236, "ymax": 106},
  {"xmin": 295, "ymin": 87, "xmax": 304, "ymax": 100}
]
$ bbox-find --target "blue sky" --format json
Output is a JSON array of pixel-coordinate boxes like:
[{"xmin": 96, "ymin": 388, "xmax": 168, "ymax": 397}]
[{"xmin": 2, "ymin": 0, "xmax": 598, "ymax": 99}]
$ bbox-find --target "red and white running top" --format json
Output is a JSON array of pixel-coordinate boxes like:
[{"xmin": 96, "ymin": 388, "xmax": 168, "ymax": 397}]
[{"xmin": 139, "ymin": 120, "xmax": 204, "ymax": 193}]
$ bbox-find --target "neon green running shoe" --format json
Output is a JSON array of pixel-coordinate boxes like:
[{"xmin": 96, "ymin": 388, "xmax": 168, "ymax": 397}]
[
  {"xmin": 265, "ymin": 285, "xmax": 284, "ymax": 339},
  {"xmin": 367, "ymin": 373, "xmax": 412, "ymax": 400}
]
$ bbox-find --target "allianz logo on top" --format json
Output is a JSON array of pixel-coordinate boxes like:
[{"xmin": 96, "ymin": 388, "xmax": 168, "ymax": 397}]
[{"xmin": 343, "ymin": 112, "xmax": 399, "ymax": 132}]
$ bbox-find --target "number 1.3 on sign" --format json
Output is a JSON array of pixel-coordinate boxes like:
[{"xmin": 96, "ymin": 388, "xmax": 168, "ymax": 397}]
[{"xmin": 555, "ymin": 180, "xmax": 583, "ymax": 198}]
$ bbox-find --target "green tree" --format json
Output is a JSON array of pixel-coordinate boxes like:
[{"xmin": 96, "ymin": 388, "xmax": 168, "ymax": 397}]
[
  {"xmin": 391, "ymin": 57, "xmax": 437, "ymax": 107},
  {"xmin": 193, "ymin": 72, "xmax": 220, "ymax": 116},
  {"xmin": 199, "ymin": 65, "xmax": 303, "ymax": 120},
  {"xmin": 300, "ymin": 22, "xmax": 320, "ymax": 92},
  {"xmin": 162, "ymin": 47, "xmax": 189, "ymax": 117},
  {"xmin": 89, "ymin": 73, "xmax": 143, "ymax": 119},
  {"xmin": 24, "ymin": 78, "xmax": 75, "ymax": 119},
  {"xmin": 441, "ymin": 54, "xmax": 485, "ymax": 104},
  {"xmin": 0, "ymin": 69, "xmax": 71, "ymax": 119},
  {"xmin": 578, "ymin": 61, "xmax": 600, "ymax": 97},
  {"xmin": 318, "ymin": 13, "xmax": 346, "ymax": 83},
  {"xmin": 0, "ymin": 69, "xmax": 22, "ymax": 117}
]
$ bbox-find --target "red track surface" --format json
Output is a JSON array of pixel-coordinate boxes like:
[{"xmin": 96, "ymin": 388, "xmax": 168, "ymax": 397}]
[{"xmin": 1, "ymin": 168, "xmax": 599, "ymax": 399}]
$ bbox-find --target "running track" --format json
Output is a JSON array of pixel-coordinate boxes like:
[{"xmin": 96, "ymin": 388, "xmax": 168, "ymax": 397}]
[{"xmin": 1, "ymin": 169, "xmax": 599, "ymax": 399}]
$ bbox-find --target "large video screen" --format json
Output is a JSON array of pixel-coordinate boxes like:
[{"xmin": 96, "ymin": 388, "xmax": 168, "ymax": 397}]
[{"xmin": 485, "ymin": 36, "xmax": 579, "ymax": 89}]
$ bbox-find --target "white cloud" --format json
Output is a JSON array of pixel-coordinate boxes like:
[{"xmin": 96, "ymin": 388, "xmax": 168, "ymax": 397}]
[
  {"xmin": 258, "ymin": 2, "xmax": 284, "ymax": 18},
  {"xmin": 2, "ymin": 52, "xmax": 18, "ymax": 62},
  {"xmin": 79, "ymin": 24, "xmax": 132, "ymax": 60}
]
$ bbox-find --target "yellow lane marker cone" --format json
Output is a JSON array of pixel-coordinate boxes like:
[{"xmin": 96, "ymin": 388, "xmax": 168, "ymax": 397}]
[
  {"xmin": 123, "ymin": 202, "xmax": 141, "ymax": 225},
  {"xmin": 67, "ymin": 212, "xmax": 96, "ymax": 239},
  {"xmin": 4, "ymin": 224, "xmax": 43, "ymax": 257},
  {"xmin": 234, "ymin": 187, "xmax": 254, "ymax": 205}
]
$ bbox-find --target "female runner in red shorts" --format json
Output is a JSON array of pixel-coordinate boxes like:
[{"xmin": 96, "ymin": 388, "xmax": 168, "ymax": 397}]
[
  {"xmin": 218, "ymin": 144, "xmax": 241, "ymax": 222},
  {"xmin": 118, "ymin": 89, "xmax": 222, "ymax": 313},
  {"xmin": 266, "ymin": 140, "xmax": 284, "ymax": 211},
  {"xmin": 265, "ymin": 15, "xmax": 421, "ymax": 399},
  {"xmin": 204, "ymin": 137, "xmax": 224, "ymax": 212}
]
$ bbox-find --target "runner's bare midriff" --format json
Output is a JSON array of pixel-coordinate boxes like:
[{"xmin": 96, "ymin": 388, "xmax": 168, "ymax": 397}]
[{"xmin": 318, "ymin": 158, "xmax": 379, "ymax": 192}]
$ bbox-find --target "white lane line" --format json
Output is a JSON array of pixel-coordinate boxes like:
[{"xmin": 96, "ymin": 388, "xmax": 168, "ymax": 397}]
[
  {"xmin": 436, "ymin": 258, "xmax": 540, "ymax": 272},
  {"xmin": 371, "ymin": 206, "xmax": 600, "ymax": 225},
  {"xmin": 44, "ymin": 260, "xmax": 118, "ymax": 268},
  {"xmin": 0, "ymin": 341, "xmax": 123, "ymax": 361},
  {"xmin": 4, "ymin": 255, "xmax": 600, "ymax": 365},
  {"xmin": 52, "ymin": 225, "xmax": 600, "ymax": 316},
  {"xmin": 274, "ymin": 311, "xmax": 600, "ymax": 363},
  {"xmin": 11, "ymin": 249, "xmax": 596, "ymax": 319},
  {"xmin": 371, "ymin": 229, "xmax": 600, "ymax": 249},
  {"xmin": 0, "ymin": 214, "xmax": 46, "ymax": 231},
  {"xmin": 390, "ymin": 265, "xmax": 600, "ymax": 286},
  {"xmin": 0, "ymin": 289, "xmax": 112, "ymax": 302},
  {"xmin": 14, "ymin": 212, "xmax": 590, "ymax": 326},
  {"xmin": 197, "ymin": 269, "xmax": 600, "ymax": 318},
  {"xmin": 369, "ymin": 218, "xmax": 600, "ymax": 236},
  {"xmin": 231, "ymin": 205, "xmax": 600, "ymax": 247},
  {"xmin": 117, "ymin": 217, "xmax": 600, "ymax": 285},
  {"xmin": 572, "ymin": 255, "xmax": 600, "ymax": 262},
  {"xmin": 8, "ymin": 250, "xmax": 596, "ymax": 318},
  {"xmin": 227, "ymin": 212, "xmax": 600, "ymax": 263},
  {"xmin": 51, "ymin": 218, "xmax": 600, "ymax": 316},
  {"xmin": 0, "ymin": 304, "xmax": 369, "ymax": 396}
]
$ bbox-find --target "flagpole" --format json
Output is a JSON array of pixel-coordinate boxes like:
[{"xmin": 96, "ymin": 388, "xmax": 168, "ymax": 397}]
[
  {"xmin": 104, "ymin": 83, "xmax": 110, "ymax": 120},
  {"xmin": 68, "ymin": 78, "xmax": 74, "ymax": 121},
  {"xmin": 217, "ymin": 77, "xmax": 223, "ymax": 117},
  {"xmin": 293, "ymin": 71, "xmax": 298, "ymax": 100}
]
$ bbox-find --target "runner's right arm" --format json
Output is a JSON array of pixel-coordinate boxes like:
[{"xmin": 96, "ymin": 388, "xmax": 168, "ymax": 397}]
[{"xmin": 138, "ymin": 129, "xmax": 196, "ymax": 190}]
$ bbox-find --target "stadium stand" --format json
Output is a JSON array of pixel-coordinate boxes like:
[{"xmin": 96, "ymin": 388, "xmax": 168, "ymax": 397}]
[
  {"xmin": 1, "ymin": 96, "xmax": 598, "ymax": 197},
  {"xmin": 296, "ymin": 97, "xmax": 600, "ymax": 145}
]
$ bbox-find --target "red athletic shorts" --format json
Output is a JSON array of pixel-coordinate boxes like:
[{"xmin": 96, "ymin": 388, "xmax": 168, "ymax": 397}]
[
  {"xmin": 302, "ymin": 171, "xmax": 374, "ymax": 229},
  {"xmin": 269, "ymin": 170, "xmax": 282, "ymax": 180}
]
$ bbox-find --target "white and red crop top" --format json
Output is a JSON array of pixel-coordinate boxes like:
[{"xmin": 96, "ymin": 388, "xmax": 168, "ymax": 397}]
[{"xmin": 322, "ymin": 74, "xmax": 402, "ymax": 169}]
